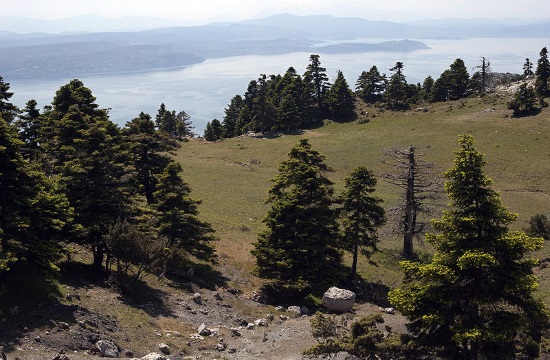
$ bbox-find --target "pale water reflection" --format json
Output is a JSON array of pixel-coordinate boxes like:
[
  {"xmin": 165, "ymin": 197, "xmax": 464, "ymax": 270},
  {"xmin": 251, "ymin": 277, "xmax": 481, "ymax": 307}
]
[{"xmin": 9, "ymin": 37, "xmax": 550, "ymax": 133}]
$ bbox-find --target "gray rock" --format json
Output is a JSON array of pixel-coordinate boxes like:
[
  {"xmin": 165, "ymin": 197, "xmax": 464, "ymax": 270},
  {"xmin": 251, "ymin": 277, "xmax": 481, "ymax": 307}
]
[
  {"xmin": 322, "ymin": 287, "xmax": 356, "ymax": 312},
  {"xmin": 158, "ymin": 343, "xmax": 170, "ymax": 355},
  {"xmin": 95, "ymin": 339, "xmax": 119, "ymax": 358},
  {"xmin": 140, "ymin": 353, "xmax": 168, "ymax": 360},
  {"xmin": 287, "ymin": 306, "xmax": 302, "ymax": 317},
  {"xmin": 216, "ymin": 342, "xmax": 227, "ymax": 351},
  {"xmin": 254, "ymin": 318, "xmax": 268, "ymax": 327},
  {"xmin": 246, "ymin": 322, "xmax": 255, "ymax": 330},
  {"xmin": 192, "ymin": 293, "xmax": 202, "ymax": 304},
  {"xmin": 301, "ymin": 306, "xmax": 310, "ymax": 316},
  {"xmin": 275, "ymin": 306, "xmax": 285, "ymax": 311},
  {"xmin": 385, "ymin": 307, "xmax": 395, "ymax": 315},
  {"xmin": 230, "ymin": 327, "xmax": 241, "ymax": 337},
  {"xmin": 214, "ymin": 292, "xmax": 223, "ymax": 301},
  {"xmin": 198, "ymin": 323, "xmax": 211, "ymax": 336}
]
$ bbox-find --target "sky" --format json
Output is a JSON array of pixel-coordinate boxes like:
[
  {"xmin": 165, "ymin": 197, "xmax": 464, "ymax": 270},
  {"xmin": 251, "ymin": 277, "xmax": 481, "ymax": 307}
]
[{"xmin": 2, "ymin": 0, "xmax": 549, "ymax": 22}]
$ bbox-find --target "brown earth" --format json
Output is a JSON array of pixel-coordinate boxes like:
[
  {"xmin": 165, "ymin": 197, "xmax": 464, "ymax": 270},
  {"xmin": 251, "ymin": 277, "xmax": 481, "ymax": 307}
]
[{"xmin": 0, "ymin": 260, "xmax": 407, "ymax": 360}]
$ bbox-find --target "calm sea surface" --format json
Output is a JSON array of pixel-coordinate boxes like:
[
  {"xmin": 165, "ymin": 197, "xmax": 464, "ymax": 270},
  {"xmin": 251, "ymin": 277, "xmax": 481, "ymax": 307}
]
[{"xmin": 9, "ymin": 37, "xmax": 550, "ymax": 133}]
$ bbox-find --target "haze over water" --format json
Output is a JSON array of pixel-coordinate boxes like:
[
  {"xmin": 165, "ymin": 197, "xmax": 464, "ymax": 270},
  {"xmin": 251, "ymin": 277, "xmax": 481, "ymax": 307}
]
[{"xmin": 9, "ymin": 37, "xmax": 550, "ymax": 133}]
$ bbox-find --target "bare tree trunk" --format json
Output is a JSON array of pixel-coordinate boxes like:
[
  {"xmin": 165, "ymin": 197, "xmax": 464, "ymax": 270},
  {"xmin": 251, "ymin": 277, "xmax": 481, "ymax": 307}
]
[{"xmin": 403, "ymin": 146, "xmax": 416, "ymax": 259}]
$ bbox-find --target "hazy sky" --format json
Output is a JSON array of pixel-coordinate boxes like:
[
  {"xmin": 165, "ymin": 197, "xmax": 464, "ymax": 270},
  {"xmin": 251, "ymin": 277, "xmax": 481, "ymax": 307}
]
[{"xmin": 3, "ymin": 0, "xmax": 549, "ymax": 22}]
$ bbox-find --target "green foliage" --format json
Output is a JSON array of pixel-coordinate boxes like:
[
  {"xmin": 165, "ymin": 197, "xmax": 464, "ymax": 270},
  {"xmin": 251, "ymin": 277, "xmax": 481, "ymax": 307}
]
[
  {"xmin": 304, "ymin": 313, "xmax": 406, "ymax": 358},
  {"xmin": 104, "ymin": 219, "xmax": 167, "ymax": 282},
  {"xmin": 155, "ymin": 103, "xmax": 195, "ymax": 138},
  {"xmin": 524, "ymin": 213, "xmax": 550, "ymax": 241},
  {"xmin": 154, "ymin": 161, "xmax": 216, "ymax": 263},
  {"xmin": 323, "ymin": 70, "xmax": 356, "ymax": 120},
  {"xmin": 204, "ymin": 119, "xmax": 223, "ymax": 141},
  {"xmin": 535, "ymin": 47, "xmax": 550, "ymax": 96},
  {"xmin": 447, "ymin": 58, "xmax": 470, "ymax": 99},
  {"xmin": 123, "ymin": 112, "xmax": 179, "ymax": 204},
  {"xmin": 0, "ymin": 76, "xmax": 19, "ymax": 124},
  {"xmin": 389, "ymin": 134, "xmax": 549, "ymax": 359},
  {"xmin": 251, "ymin": 139, "xmax": 341, "ymax": 287},
  {"xmin": 386, "ymin": 62, "xmax": 408, "ymax": 109},
  {"xmin": 356, "ymin": 65, "xmax": 386, "ymax": 102},
  {"xmin": 0, "ymin": 115, "xmax": 72, "ymax": 275},
  {"xmin": 524, "ymin": 58, "xmax": 534, "ymax": 76},
  {"xmin": 14, "ymin": 99, "xmax": 41, "ymax": 157},
  {"xmin": 508, "ymin": 83, "xmax": 538, "ymax": 116},
  {"xmin": 340, "ymin": 167, "xmax": 385, "ymax": 279},
  {"xmin": 310, "ymin": 312, "xmax": 338, "ymax": 340}
]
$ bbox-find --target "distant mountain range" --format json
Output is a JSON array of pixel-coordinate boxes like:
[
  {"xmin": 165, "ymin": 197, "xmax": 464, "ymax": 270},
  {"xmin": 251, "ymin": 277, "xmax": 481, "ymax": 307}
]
[{"xmin": 0, "ymin": 13, "xmax": 548, "ymax": 80}]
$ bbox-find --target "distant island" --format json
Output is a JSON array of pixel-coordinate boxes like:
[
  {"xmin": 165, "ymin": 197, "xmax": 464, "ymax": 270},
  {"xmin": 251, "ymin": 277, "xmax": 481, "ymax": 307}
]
[{"xmin": 1, "ymin": 13, "xmax": 547, "ymax": 80}]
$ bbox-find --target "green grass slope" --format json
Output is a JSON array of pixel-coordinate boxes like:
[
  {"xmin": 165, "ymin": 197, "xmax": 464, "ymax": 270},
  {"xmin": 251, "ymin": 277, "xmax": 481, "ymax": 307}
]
[{"xmin": 176, "ymin": 94, "xmax": 550, "ymax": 301}]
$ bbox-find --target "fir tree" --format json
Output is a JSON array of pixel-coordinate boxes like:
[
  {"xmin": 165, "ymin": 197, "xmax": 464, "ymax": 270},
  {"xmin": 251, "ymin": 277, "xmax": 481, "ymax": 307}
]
[
  {"xmin": 252, "ymin": 139, "xmax": 341, "ymax": 287},
  {"xmin": 340, "ymin": 167, "xmax": 385, "ymax": 279},
  {"xmin": 389, "ymin": 135, "xmax": 549, "ymax": 359},
  {"xmin": 154, "ymin": 161, "xmax": 216, "ymax": 262}
]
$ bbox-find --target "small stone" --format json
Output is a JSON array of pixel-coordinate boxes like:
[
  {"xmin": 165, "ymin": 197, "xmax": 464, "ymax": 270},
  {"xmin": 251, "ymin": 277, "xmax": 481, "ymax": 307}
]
[
  {"xmin": 228, "ymin": 348, "xmax": 237, "ymax": 354},
  {"xmin": 254, "ymin": 318, "xmax": 268, "ymax": 327},
  {"xmin": 190, "ymin": 333, "xmax": 204, "ymax": 340},
  {"xmin": 192, "ymin": 293, "xmax": 202, "ymax": 305},
  {"xmin": 275, "ymin": 306, "xmax": 285, "ymax": 311},
  {"xmin": 230, "ymin": 327, "xmax": 241, "ymax": 337},
  {"xmin": 216, "ymin": 342, "xmax": 227, "ymax": 351},
  {"xmin": 198, "ymin": 323, "xmax": 211, "ymax": 336},
  {"xmin": 279, "ymin": 315, "xmax": 289, "ymax": 321},
  {"xmin": 34, "ymin": 335, "xmax": 41, "ymax": 342},
  {"xmin": 95, "ymin": 339, "xmax": 119, "ymax": 358},
  {"xmin": 123, "ymin": 349, "xmax": 134, "ymax": 357},
  {"xmin": 266, "ymin": 313, "xmax": 274, "ymax": 321},
  {"xmin": 158, "ymin": 343, "xmax": 170, "ymax": 355},
  {"xmin": 58, "ymin": 322, "xmax": 70, "ymax": 330},
  {"xmin": 214, "ymin": 292, "xmax": 223, "ymax": 301},
  {"xmin": 385, "ymin": 307, "xmax": 395, "ymax": 315},
  {"xmin": 287, "ymin": 306, "xmax": 302, "ymax": 317},
  {"xmin": 301, "ymin": 306, "xmax": 310, "ymax": 316}
]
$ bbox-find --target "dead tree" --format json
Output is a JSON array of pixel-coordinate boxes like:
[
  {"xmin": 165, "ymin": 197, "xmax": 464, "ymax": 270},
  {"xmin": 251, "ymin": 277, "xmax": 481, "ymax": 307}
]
[
  {"xmin": 381, "ymin": 146, "xmax": 441, "ymax": 260},
  {"xmin": 472, "ymin": 57, "xmax": 492, "ymax": 95}
]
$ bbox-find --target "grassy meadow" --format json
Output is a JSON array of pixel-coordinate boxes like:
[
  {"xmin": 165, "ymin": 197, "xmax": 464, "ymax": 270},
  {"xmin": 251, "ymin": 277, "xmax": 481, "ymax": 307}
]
[{"xmin": 175, "ymin": 94, "xmax": 550, "ymax": 301}]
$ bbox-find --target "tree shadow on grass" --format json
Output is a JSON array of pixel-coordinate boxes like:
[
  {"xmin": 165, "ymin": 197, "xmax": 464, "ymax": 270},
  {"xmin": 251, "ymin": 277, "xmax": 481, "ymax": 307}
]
[{"xmin": 0, "ymin": 267, "xmax": 78, "ymax": 353}]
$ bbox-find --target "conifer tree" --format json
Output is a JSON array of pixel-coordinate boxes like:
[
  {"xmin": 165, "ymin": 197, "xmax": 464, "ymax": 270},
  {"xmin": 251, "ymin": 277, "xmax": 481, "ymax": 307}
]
[
  {"xmin": 340, "ymin": 167, "xmax": 385, "ymax": 279},
  {"xmin": 324, "ymin": 70, "xmax": 355, "ymax": 119},
  {"xmin": 389, "ymin": 135, "xmax": 548, "ymax": 359},
  {"xmin": 15, "ymin": 99, "xmax": 42, "ymax": 157},
  {"xmin": 1, "ymin": 115, "xmax": 72, "ymax": 274},
  {"xmin": 0, "ymin": 76, "xmax": 19, "ymax": 124},
  {"xmin": 123, "ymin": 112, "xmax": 179, "ymax": 204},
  {"xmin": 154, "ymin": 161, "xmax": 216, "ymax": 262},
  {"xmin": 523, "ymin": 58, "xmax": 534, "ymax": 76},
  {"xmin": 447, "ymin": 58, "xmax": 470, "ymax": 100},
  {"xmin": 535, "ymin": 47, "xmax": 550, "ymax": 96},
  {"xmin": 508, "ymin": 83, "xmax": 538, "ymax": 116},
  {"xmin": 305, "ymin": 55, "xmax": 330, "ymax": 114},
  {"xmin": 386, "ymin": 62, "xmax": 408, "ymax": 109},
  {"xmin": 252, "ymin": 139, "xmax": 341, "ymax": 287},
  {"xmin": 356, "ymin": 66, "xmax": 386, "ymax": 102}
]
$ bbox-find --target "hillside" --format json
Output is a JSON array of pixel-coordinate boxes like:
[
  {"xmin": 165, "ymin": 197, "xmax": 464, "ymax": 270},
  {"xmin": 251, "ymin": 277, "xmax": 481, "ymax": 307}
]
[
  {"xmin": 1, "ymin": 93, "xmax": 550, "ymax": 359},
  {"xmin": 178, "ymin": 94, "xmax": 550, "ymax": 295}
]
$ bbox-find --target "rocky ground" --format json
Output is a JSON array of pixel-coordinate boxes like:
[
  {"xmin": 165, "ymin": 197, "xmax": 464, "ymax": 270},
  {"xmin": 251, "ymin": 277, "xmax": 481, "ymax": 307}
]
[{"xmin": 0, "ymin": 267, "xmax": 407, "ymax": 360}]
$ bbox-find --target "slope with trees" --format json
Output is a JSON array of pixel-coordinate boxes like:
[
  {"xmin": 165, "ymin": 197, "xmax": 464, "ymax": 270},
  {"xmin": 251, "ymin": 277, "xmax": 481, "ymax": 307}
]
[{"xmin": 389, "ymin": 135, "xmax": 548, "ymax": 359}]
